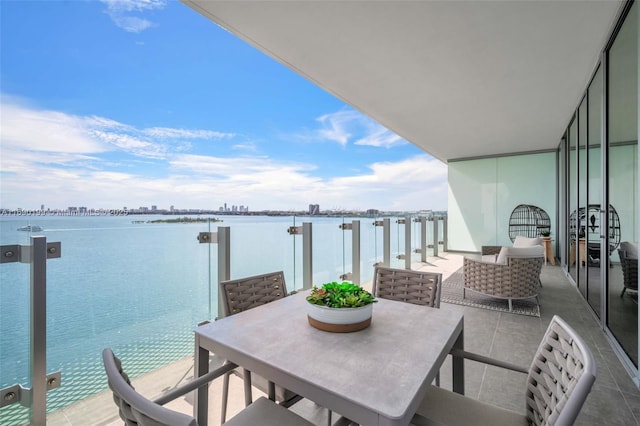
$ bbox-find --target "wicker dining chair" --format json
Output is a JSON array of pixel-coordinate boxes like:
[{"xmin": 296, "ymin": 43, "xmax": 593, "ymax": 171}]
[
  {"xmin": 372, "ymin": 266, "xmax": 443, "ymax": 386},
  {"xmin": 372, "ymin": 266, "xmax": 442, "ymax": 308},
  {"xmin": 102, "ymin": 348, "xmax": 314, "ymax": 426},
  {"xmin": 218, "ymin": 271, "xmax": 305, "ymax": 424},
  {"xmin": 412, "ymin": 315, "xmax": 596, "ymax": 426}
]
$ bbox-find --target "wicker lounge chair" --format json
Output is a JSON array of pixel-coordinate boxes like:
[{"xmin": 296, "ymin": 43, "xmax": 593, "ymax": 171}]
[
  {"xmin": 618, "ymin": 242, "xmax": 638, "ymax": 297},
  {"xmin": 413, "ymin": 315, "xmax": 596, "ymax": 426},
  {"xmin": 464, "ymin": 245, "xmax": 544, "ymax": 311},
  {"xmin": 102, "ymin": 348, "xmax": 313, "ymax": 426}
]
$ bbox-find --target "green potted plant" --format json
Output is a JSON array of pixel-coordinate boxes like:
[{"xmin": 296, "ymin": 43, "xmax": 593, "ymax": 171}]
[
  {"xmin": 306, "ymin": 281, "xmax": 376, "ymax": 332},
  {"xmin": 540, "ymin": 229, "xmax": 551, "ymax": 238}
]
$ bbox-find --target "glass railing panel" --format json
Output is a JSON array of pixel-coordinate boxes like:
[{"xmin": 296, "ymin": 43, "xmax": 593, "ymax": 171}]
[
  {"xmin": 360, "ymin": 219, "xmax": 378, "ymax": 286},
  {"xmin": 0, "ymin": 217, "xmax": 33, "ymax": 425},
  {"xmin": 1, "ymin": 213, "xmax": 214, "ymax": 424},
  {"xmin": 225, "ymin": 215, "xmax": 297, "ymax": 291}
]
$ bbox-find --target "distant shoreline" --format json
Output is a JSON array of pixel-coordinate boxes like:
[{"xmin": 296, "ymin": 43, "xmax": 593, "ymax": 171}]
[{"xmin": 142, "ymin": 217, "xmax": 223, "ymax": 224}]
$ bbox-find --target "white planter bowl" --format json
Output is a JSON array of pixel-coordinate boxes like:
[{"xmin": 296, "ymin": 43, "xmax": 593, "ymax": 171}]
[{"xmin": 306, "ymin": 302, "xmax": 373, "ymax": 332}]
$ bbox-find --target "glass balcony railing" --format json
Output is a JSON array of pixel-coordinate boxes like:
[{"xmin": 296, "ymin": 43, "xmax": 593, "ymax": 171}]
[{"xmin": 0, "ymin": 212, "xmax": 445, "ymax": 425}]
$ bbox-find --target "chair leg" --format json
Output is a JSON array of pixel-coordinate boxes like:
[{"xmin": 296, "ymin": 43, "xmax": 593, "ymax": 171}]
[
  {"xmin": 242, "ymin": 368, "xmax": 253, "ymax": 406},
  {"xmin": 621, "ymin": 287, "xmax": 626, "ymax": 297},
  {"xmin": 508, "ymin": 299, "xmax": 512, "ymax": 312},
  {"xmin": 327, "ymin": 409, "xmax": 332, "ymax": 426},
  {"xmin": 435, "ymin": 371, "xmax": 440, "ymax": 387},
  {"xmin": 221, "ymin": 371, "xmax": 231, "ymax": 424}
]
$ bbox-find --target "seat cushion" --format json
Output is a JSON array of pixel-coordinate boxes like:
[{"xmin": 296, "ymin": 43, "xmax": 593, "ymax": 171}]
[
  {"xmin": 415, "ymin": 386, "xmax": 528, "ymax": 426},
  {"xmin": 226, "ymin": 397, "xmax": 314, "ymax": 426},
  {"xmin": 482, "ymin": 254, "xmax": 498, "ymax": 264},
  {"xmin": 513, "ymin": 236, "xmax": 543, "ymax": 248}
]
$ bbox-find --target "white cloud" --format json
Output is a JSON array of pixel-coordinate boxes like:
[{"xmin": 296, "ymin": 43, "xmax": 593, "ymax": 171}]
[
  {"xmin": 100, "ymin": 0, "xmax": 166, "ymax": 33},
  {"xmin": 315, "ymin": 109, "xmax": 407, "ymax": 148},
  {"xmin": 1, "ymin": 102, "xmax": 109, "ymax": 154},
  {"xmin": 143, "ymin": 127, "xmax": 234, "ymax": 140},
  {"xmin": 0, "ymin": 97, "xmax": 232, "ymax": 161},
  {"xmin": 0, "ymin": 98, "xmax": 448, "ymax": 211}
]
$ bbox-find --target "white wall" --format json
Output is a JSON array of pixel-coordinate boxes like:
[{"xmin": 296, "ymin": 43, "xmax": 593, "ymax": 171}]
[{"xmin": 448, "ymin": 152, "xmax": 557, "ymax": 252}]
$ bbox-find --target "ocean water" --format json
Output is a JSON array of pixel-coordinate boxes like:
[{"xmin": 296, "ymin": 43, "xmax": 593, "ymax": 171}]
[{"xmin": 0, "ymin": 214, "xmax": 427, "ymax": 423}]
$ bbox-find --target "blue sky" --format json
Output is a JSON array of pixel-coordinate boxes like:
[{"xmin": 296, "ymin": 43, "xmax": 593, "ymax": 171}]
[{"xmin": 0, "ymin": 0, "xmax": 447, "ymax": 212}]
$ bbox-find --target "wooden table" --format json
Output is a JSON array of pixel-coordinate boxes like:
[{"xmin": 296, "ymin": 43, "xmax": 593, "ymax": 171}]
[{"xmin": 194, "ymin": 291, "xmax": 465, "ymax": 426}]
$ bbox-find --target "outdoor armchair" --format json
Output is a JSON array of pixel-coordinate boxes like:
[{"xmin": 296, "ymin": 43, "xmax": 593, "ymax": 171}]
[
  {"xmin": 413, "ymin": 315, "xmax": 596, "ymax": 426},
  {"xmin": 102, "ymin": 348, "xmax": 314, "ymax": 426},
  {"xmin": 465, "ymin": 244, "xmax": 544, "ymax": 312}
]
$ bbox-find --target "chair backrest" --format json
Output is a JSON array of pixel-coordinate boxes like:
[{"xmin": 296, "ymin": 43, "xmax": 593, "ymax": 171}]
[
  {"xmin": 496, "ymin": 245, "xmax": 544, "ymax": 265},
  {"xmin": 513, "ymin": 235, "xmax": 543, "ymax": 248},
  {"xmin": 372, "ymin": 266, "xmax": 442, "ymax": 308},
  {"xmin": 220, "ymin": 271, "xmax": 288, "ymax": 317},
  {"xmin": 102, "ymin": 348, "xmax": 197, "ymax": 426},
  {"xmin": 525, "ymin": 315, "xmax": 596, "ymax": 426}
]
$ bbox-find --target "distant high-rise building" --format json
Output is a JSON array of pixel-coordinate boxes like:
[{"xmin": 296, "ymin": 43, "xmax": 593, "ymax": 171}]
[
  {"xmin": 151, "ymin": 205, "xmax": 157, "ymax": 211},
  {"xmin": 309, "ymin": 204, "xmax": 320, "ymax": 215}
]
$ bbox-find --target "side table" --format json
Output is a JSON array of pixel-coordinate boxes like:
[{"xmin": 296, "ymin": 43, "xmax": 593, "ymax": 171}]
[{"xmin": 542, "ymin": 237, "xmax": 555, "ymax": 265}]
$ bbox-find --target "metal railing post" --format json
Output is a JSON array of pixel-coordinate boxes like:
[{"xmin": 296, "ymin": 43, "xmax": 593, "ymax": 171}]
[
  {"xmin": 31, "ymin": 236, "xmax": 47, "ymax": 426},
  {"xmin": 352, "ymin": 220, "xmax": 360, "ymax": 285},
  {"xmin": 287, "ymin": 222, "xmax": 313, "ymax": 289},
  {"xmin": 433, "ymin": 216, "xmax": 439, "ymax": 257},
  {"xmin": 217, "ymin": 227, "xmax": 230, "ymax": 315},
  {"xmin": 302, "ymin": 222, "xmax": 313, "ymax": 289},
  {"xmin": 197, "ymin": 226, "xmax": 230, "ymax": 319},
  {"xmin": 420, "ymin": 217, "xmax": 427, "ymax": 262},
  {"xmin": 405, "ymin": 215, "xmax": 412, "ymax": 269},
  {"xmin": 442, "ymin": 216, "xmax": 448, "ymax": 252},
  {"xmin": 383, "ymin": 218, "xmax": 391, "ymax": 267}
]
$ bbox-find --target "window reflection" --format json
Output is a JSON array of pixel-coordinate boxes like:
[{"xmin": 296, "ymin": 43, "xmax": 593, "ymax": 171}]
[{"xmin": 607, "ymin": 2, "xmax": 637, "ymax": 367}]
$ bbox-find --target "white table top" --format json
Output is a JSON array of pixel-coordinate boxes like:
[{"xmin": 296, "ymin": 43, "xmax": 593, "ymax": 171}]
[{"xmin": 195, "ymin": 291, "xmax": 464, "ymax": 426}]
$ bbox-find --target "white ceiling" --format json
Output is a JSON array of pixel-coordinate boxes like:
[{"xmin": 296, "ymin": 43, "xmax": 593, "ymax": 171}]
[{"xmin": 182, "ymin": 1, "xmax": 623, "ymax": 163}]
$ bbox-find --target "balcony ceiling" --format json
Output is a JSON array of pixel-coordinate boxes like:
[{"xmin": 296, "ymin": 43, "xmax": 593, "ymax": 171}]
[{"xmin": 182, "ymin": 1, "xmax": 623, "ymax": 163}]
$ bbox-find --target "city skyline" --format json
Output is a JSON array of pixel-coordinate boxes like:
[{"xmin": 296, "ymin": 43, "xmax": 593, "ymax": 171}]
[{"xmin": 0, "ymin": 1, "xmax": 448, "ymax": 212}]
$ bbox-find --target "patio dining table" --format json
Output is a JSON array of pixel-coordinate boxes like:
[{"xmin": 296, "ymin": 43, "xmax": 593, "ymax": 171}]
[{"xmin": 194, "ymin": 291, "xmax": 464, "ymax": 426}]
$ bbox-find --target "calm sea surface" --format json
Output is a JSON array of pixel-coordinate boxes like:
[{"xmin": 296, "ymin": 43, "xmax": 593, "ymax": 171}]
[{"xmin": 0, "ymin": 214, "xmax": 422, "ymax": 423}]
